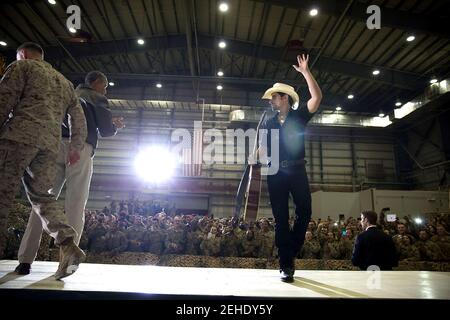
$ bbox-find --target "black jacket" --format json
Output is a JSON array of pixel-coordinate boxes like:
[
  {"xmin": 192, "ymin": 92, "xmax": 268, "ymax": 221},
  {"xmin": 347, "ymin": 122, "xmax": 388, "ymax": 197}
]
[
  {"xmin": 351, "ymin": 226, "xmax": 398, "ymax": 270},
  {"xmin": 62, "ymin": 85, "xmax": 117, "ymax": 152}
]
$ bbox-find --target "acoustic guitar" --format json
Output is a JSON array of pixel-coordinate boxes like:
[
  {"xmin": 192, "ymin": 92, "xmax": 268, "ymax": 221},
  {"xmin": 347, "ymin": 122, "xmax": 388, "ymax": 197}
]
[{"xmin": 233, "ymin": 111, "xmax": 267, "ymax": 223}]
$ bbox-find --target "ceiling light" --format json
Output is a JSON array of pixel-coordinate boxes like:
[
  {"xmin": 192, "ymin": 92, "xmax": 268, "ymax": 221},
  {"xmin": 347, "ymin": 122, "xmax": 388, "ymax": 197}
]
[
  {"xmin": 69, "ymin": 27, "xmax": 77, "ymax": 33},
  {"xmin": 335, "ymin": 106, "xmax": 342, "ymax": 111},
  {"xmin": 379, "ymin": 113, "xmax": 385, "ymax": 118},
  {"xmin": 156, "ymin": 83, "xmax": 162, "ymax": 88},
  {"xmin": 395, "ymin": 101, "xmax": 402, "ymax": 107},
  {"xmin": 219, "ymin": 2, "xmax": 229, "ymax": 12},
  {"xmin": 217, "ymin": 70, "xmax": 224, "ymax": 77},
  {"xmin": 0, "ymin": 41, "xmax": 7, "ymax": 47},
  {"xmin": 372, "ymin": 69, "xmax": 380, "ymax": 75},
  {"xmin": 406, "ymin": 35, "xmax": 415, "ymax": 42},
  {"xmin": 109, "ymin": 82, "xmax": 115, "ymax": 86},
  {"xmin": 217, "ymin": 85, "xmax": 223, "ymax": 91},
  {"xmin": 430, "ymin": 78, "xmax": 438, "ymax": 84},
  {"xmin": 218, "ymin": 41, "xmax": 226, "ymax": 49},
  {"xmin": 137, "ymin": 38, "xmax": 145, "ymax": 45},
  {"xmin": 48, "ymin": 0, "xmax": 57, "ymax": 5},
  {"xmin": 347, "ymin": 94, "xmax": 354, "ymax": 99},
  {"xmin": 309, "ymin": 8, "xmax": 318, "ymax": 16}
]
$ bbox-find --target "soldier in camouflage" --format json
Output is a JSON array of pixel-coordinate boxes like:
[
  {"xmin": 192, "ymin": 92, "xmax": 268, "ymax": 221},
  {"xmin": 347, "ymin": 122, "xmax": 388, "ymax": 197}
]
[
  {"xmin": 200, "ymin": 226, "xmax": 221, "ymax": 256},
  {"xmin": 258, "ymin": 219, "xmax": 275, "ymax": 258},
  {"xmin": 299, "ymin": 231, "xmax": 321, "ymax": 259},
  {"xmin": 239, "ymin": 230, "xmax": 261, "ymax": 258},
  {"xmin": 416, "ymin": 230, "xmax": 442, "ymax": 261},
  {"xmin": 431, "ymin": 223, "xmax": 450, "ymax": 261},
  {"xmin": 0, "ymin": 43, "xmax": 87, "ymax": 279}
]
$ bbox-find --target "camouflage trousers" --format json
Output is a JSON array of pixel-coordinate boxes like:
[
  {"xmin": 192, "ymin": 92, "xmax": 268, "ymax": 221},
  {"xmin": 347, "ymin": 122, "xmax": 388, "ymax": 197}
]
[
  {"xmin": 0, "ymin": 139, "xmax": 76, "ymax": 257},
  {"xmin": 18, "ymin": 140, "xmax": 93, "ymax": 263}
]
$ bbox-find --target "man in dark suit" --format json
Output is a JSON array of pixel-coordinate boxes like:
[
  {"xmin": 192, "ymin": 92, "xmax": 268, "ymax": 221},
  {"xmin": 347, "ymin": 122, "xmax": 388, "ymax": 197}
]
[{"xmin": 352, "ymin": 210, "xmax": 398, "ymax": 270}]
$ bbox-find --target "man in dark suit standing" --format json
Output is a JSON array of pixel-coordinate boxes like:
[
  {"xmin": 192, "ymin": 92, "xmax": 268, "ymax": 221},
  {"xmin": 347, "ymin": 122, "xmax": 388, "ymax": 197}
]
[{"xmin": 352, "ymin": 210, "xmax": 398, "ymax": 270}]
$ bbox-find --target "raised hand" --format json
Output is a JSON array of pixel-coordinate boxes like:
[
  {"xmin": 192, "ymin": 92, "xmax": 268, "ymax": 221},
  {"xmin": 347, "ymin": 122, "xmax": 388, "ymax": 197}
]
[{"xmin": 292, "ymin": 54, "xmax": 310, "ymax": 74}]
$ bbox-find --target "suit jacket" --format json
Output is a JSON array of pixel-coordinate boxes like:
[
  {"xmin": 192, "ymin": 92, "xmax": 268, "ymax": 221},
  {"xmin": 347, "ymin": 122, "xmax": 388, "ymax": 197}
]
[{"xmin": 352, "ymin": 226, "xmax": 398, "ymax": 270}]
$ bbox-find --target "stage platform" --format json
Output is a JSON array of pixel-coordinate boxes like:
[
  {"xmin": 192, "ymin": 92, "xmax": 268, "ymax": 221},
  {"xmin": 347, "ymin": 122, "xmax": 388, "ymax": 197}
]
[{"xmin": 0, "ymin": 260, "xmax": 449, "ymax": 300}]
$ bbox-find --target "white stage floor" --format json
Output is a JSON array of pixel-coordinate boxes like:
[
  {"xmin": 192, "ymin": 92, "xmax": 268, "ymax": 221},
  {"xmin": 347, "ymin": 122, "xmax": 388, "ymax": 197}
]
[{"xmin": 1, "ymin": 260, "xmax": 449, "ymax": 299}]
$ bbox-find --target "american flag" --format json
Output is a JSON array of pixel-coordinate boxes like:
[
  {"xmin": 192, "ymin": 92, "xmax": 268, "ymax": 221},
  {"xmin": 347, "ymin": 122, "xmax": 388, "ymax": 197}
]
[{"xmin": 181, "ymin": 128, "xmax": 203, "ymax": 176}]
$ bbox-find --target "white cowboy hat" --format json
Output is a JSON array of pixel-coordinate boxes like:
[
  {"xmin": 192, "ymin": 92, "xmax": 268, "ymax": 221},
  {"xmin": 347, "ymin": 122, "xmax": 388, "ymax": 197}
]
[{"xmin": 262, "ymin": 83, "xmax": 299, "ymax": 109}]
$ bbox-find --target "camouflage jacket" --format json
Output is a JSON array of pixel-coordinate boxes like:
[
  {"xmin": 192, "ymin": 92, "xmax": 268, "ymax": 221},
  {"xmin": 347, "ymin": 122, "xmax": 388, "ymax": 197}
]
[{"xmin": 0, "ymin": 59, "xmax": 86, "ymax": 153}]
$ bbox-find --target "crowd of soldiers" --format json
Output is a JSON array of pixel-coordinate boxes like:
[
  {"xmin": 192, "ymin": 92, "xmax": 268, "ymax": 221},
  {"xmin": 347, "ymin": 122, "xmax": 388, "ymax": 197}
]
[
  {"xmin": 81, "ymin": 209, "xmax": 276, "ymax": 258},
  {"xmin": 4, "ymin": 199, "xmax": 450, "ymax": 262}
]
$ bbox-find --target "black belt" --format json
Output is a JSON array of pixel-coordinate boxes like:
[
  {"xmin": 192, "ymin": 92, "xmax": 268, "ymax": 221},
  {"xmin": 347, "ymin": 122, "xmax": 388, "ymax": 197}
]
[{"xmin": 280, "ymin": 159, "xmax": 306, "ymax": 168}]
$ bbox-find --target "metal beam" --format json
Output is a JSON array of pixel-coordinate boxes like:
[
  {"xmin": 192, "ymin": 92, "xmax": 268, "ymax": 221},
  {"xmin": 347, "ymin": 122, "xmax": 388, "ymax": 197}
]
[
  {"xmin": 253, "ymin": 0, "xmax": 450, "ymax": 38},
  {"xmin": 65, "ymin": 71, "xmax": 345, "ymax": 106},
  {"xmin": 1, "ymin": 34, "xmax": 428, "ymax": 91}
]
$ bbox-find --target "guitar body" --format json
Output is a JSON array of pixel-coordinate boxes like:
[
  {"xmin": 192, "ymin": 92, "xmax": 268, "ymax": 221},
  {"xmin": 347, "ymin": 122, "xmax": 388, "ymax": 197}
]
[
  {"xmin": 233, "ymin": 110, "xmax": 267, "ymax": 223},
  {"xmin": 243, "ymin": 164, "xmax": 262, "ymax": 222}
]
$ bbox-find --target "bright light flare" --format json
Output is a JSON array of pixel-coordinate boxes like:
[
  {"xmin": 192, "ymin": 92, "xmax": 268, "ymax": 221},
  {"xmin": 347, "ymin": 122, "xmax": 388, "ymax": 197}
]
[{"xmin": 134, "ymin": 146, "xmax": 176, "ymax": 183}]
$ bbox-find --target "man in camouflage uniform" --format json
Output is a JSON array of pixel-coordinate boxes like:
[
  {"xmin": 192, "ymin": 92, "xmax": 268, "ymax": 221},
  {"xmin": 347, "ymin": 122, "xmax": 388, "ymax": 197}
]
[
  {"xmin": 164, "ymin": 216, "xmax": 186, "ymax": 254},
  {"xmin": 185, "ymin": 220, "xmax": 203, "ymax": 255},
  {"xmin": 258, "ymin": 219, "xmax": 275, "ymax": 258},
  {"xmin": 200, "ymin": 226, "xmax": 221, "ymax": 256},
  {"xmin": 339, "ymin": 228, "xmax": 355, "ymax": 260},
  {"xmin": 239, "ymin": 230, "xmax": 261, "ymax": 258},
  {"xmin": 16, "ymin": 70, "xmax": 124, "ymax": 274},
  {"xmin": 142, "ymin": 220, "xmax": 166, "ymax": 254},
  {"xmin": 0, "ymin": 43, "xmax": 87, "ymax": 280},
  {"xmin": 416, "ymin": 230, "xmax": 442, "ymax": 261},
  {"xmin": 299, "ymin": 231, "xmax": 321, "ymax": 259},
  {"xmin": 220, "ymin": 225, "xmax": 240, "ymax": 257},
  {"xmin": 431, "ymin": 223, "xmax": 450, "ymax": 261},
  {"xmin": 106, "ymin": 222, "xmax": 128, "ymax": 255},
  {"xmin": 321, "ymin": 232, "xmax": 341, "ymax": 259},
  {"xmin": 392, "ymin": 223, "xmax": 408, "ymax": 245},
  {"xmin": 397, "ymin": 235, "xmax": 420, "ymax": 261}
]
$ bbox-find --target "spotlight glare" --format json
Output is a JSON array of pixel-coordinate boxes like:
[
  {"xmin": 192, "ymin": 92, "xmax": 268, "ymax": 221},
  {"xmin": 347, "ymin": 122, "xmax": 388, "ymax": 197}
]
[
  {"xmin": 414, "ymin": 218, "xmax": 423, "ymax": 224},
  {"xmin": 134, "ymin": 146, "xmax": 176, "ymax": 183},
  {"xmin": 309, "ymin": 8, "xmax": 318, "ymax": 16},
  {"xmin": 219, "ymin": 2, "xmax": 229, "ymax": 12},
  {"xmin": 156, "ymin": 83, "xmax": 162, "ymax": 88},
  {"xmin": 218, "ymin": 41, "xmax": 226, "ymax": 49}
]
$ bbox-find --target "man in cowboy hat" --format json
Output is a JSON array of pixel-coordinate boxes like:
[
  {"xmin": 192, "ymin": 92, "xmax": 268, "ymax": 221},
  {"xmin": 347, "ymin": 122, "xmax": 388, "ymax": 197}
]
[{"xmin": 261, "ymin": 54, "xmax": 322, "ymax": 282}]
